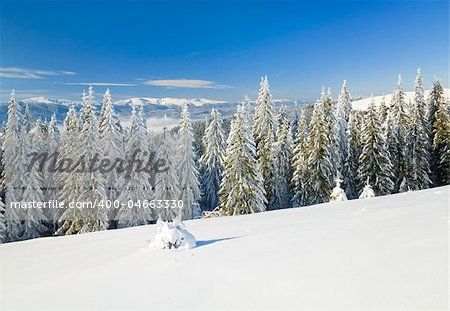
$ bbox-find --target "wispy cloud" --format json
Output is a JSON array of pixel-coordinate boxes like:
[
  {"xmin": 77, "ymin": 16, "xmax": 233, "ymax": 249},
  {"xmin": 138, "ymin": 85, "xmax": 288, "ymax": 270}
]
[
  {"xmin": 143, "ymin": 79, "xmax": 230, "ymax": 89},
  {"xmin": 59, "ymin": 82, "xmax": 137, "ymax": 87},
  {"xmin": 0, "ymin": 89, "xmax": 54, "ymax": 93},
  {"xmin": 0, "ymin": 67, "xmax": 76, "ymax": 79}
]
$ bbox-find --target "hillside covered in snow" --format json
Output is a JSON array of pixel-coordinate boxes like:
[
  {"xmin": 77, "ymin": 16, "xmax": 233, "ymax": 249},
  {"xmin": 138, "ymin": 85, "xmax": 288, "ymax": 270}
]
[
  {"xmin": 1, "ymin": 186, "xmax": 448, "ymax": 310},
  {"xmin": 351, "ymin": 88, "xmax": 450, "ymax": 110}
]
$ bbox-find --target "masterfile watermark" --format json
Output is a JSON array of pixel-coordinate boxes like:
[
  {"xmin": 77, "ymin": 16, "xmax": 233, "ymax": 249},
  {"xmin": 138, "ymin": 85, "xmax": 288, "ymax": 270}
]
[{"xmin": 26, "ymin": 149, "xmax": 168, "ymax": 178}]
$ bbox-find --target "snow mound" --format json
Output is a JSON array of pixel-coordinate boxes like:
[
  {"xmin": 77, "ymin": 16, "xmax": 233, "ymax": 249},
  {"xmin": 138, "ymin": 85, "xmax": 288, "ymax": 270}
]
[{"xmin": 150, "ymin": 219, "xmax": 197, "ymax": 250}]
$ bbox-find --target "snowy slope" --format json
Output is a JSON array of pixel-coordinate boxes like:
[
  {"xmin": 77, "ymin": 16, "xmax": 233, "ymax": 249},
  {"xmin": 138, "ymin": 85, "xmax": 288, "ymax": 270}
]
[
  {"xmin": 351, "ymin": 88, "xmax": 450, "ymax": 110},
  {"xmin": 0, "ymin": 187, "xmax": 448, "ymax": 310}
]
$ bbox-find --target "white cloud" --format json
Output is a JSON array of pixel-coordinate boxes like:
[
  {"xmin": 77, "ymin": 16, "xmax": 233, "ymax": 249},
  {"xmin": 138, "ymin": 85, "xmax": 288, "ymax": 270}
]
[
  {"xmin": 143, "ymin": 79, "xmax": 230, "ymax": 89},
  {"xmin": 0, "ymin": 67, "xmax": 76, "ymax": 79},
  {"xmin": 59, "ymin": 82, "xmax": 137, "ymax": 87}
]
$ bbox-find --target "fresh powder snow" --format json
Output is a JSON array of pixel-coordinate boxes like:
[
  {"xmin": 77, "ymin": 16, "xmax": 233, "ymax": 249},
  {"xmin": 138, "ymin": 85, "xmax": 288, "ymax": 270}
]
[{"xmin": 0, "ymin": 186, "xmax": 447, "ymax": 310}]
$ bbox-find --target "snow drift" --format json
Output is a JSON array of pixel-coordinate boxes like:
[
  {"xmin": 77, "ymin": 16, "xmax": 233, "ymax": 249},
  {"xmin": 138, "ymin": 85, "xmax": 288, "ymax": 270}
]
[{"xmin": 0, "ymin": 186, "xmax": 448, "ymax": 310}]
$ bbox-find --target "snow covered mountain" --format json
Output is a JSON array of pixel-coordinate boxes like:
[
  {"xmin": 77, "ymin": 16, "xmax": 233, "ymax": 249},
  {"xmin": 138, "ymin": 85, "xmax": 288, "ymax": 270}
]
[
  {"xmin": 351, "ymin": 88, "xmax": 450, "ymax": 110},
  {"xmin": 0, "ymin": 186, "xmax": 447, "ymax": 310},
  {"xmin": 21, "ymin": 96, "xmax": 80, "ymax": 106},
  {"xmin": 0, "ymin": 96, "xmax": 299, "ymax": 127},
  {"xmin": 114, "ymin": 97, "xmax": 227, "ymax": 107}
]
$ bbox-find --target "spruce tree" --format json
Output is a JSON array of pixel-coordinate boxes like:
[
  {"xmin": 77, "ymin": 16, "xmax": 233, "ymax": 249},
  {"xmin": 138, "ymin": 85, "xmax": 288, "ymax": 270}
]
[
  {"xmin": 57, "ymin": 106, "xmax": 83, "ymax": 235},
  {"xmin": 99, "ymin": 89, "xmax": 125, "ymax": 201},
  {"xmin": 252, "ymin": 76, "xmax": 277, "ymax": 209},
  {"xmin": 402, "ymin": 98, "xmax": 431, "ymax": 191},
  {"xmin": 199, "ymin": 108, "xmax": 226, "ymax": 211},
  {"xmin": 59, "ymin": 87, "xmax": 107, "ymax": 234},
  {"xmin": 385, "ymin": 75, "xmax": 408, "ymax": 192},
  {"xmin": 58, "ymin": 109, "xmax": 79, "ymax": 198},
  {"xmin": 344, "ymin": 111, "xmax": 363, "ymax": 199},
  {"xmin": 304, "ymin": 89, "xmax": 335, "ymax": 205},
  {"xmin": 44, "ymin": 113, "xmax": 59, "ymax": 200},
  {"xmin": 219, "ymin": 105, "xmax": 266, "ymax": 215},
  {"xmin": 358, "ymin": 96, "xmax": 395, "ymax": 196},
  {"xmin": 0, "ymin": 196, "xmax": 6, "ymax": 243},
  {"xmin": 0, "ymin": 122, "xmax": 5, "ymax": 191},
  {"xmin": 378, "ymin": 93, "xmax": 388, "ymax": 132},
  {"xmin": 336, "ymin": 80, "xmax": 352, "ymax": 173},
  {"xmin": 177, "ymin": 104, "xmax": 201, "ymax": 220},
  {"xmin": 330, "ymin": 175, "xmax": 347, "ymax": 202},
  {"xmin": 154, "ymin": 118, "xmax": 181, "ymax": 221},
  {"xmin": 147, "ymin": 130, "xmax": 157, "ymax": 191},
  {"xmin": 2, "ymin": 90, "xmax": 25, "ymax": 241},
  {"xmin": 22, "ymin": 119, "xmax": 47, "ymax": 239},
  {"xmin": 116, "ymin": 105, "xmax": 153, "ymax": 227},
  {"xmin": 272, "ymin": 106, "xmax": 293, "ymax": 209},
  {"xmin": 78, "ymin": 86, "xmax": 108, "ymax": 232},
  {"xmin": 414, "ymin": 69, "xmax": 428, "ymax": 131},
  {"xmin": 326, "ymin": 88, "xmax": 339, "ymax": 173},
  {"xmin": 23, "ymin": 103, "xmax": 32, "ymax": 133},
  {"xmin": 429, "ymin": 78, "xmax": 450, "ymax": 186},
  {"xmin": 291, "ymin": 106, "xmax": 312, "ymax": 207}
]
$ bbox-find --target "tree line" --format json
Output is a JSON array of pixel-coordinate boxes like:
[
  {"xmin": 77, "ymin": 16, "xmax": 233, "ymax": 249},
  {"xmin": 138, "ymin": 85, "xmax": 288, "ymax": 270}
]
[{"xmin": 0, "ymin": 68, "xmax": 448, "ymax": 242}]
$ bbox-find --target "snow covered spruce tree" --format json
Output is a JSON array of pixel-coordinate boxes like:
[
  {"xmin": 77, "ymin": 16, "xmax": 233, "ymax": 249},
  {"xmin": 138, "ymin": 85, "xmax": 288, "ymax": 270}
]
[
  {"xmin": 44, "ymin": 114, "xmax": 59, "ymax": 200},
  {"xmin": 98, "ymin": 89, "xmax": 125, "ymax": 202},
  {"xmin": 378, "ymin": 93, "xmax": 388, "ymax": 125},
  {"xmin": 78, "ymin": 86, "xmax": 108, "ymax": 232},
  {"xmin": 252, "ymin": 76, "xmax": 277, "ymax": 209},
  {"xmin": 23, "ymin": 103, "xmax": 32, "ymax": 133},
  {"xmin": 272, "ymin": 105, "xmax": 293, "ymax": 209},
  {"xmin": 428, "ymin": 78, "xmax": 450, "ymax": 186},
  {"xmin": 414, "ymin": 69, "xmax": 428, "ymax": 132},
  {"xmin": 303, "ymin": 88, "xmax": 335, "ymax": 205},
  {"xmin": 335, "ymin": 80, "xmax": 352, "ymax": 174},
  {"xmin": 0, "ymin": 123, "xmax": 5, "ymax": 191},
  {"xmin": 358, "ymin": 96, "xmax": 394, "ymax": 196},
  {"xmin": 325, "ymin": 88, "xmax": 339, "ymax": 172},
  {"xmin": 219, "ymin": 105, "xmax": 266, "ymax": 215},
  {"xmin": 176, "ymin": 104, "xmax": 201, "ymax": 220},
  {"xmin": 59, "ymin": 87, "xmax": 108, "ymax": 234},
  {"xmin": 385, "ymin": 75, "xmax": 409, "ymax": 192},
  {"xmin": 359, "ymin": 180, "xmax": 375, "ymax": 199},
  {"xmin": 41, "ymin": 113, "xmax": 59, "ymax": 231},
  {"xmin": 0, "ymin": 196, "xmax": 6, "ymax": 243},
  {"xmin": 154, "ymin": 118, "xmax": 181, "ymax": 221},
  {"xmin": 116, "ymin": 105, "xmax": 153, "ymax": 227},
  {"xmin": 199, "ymin": 108, "xmax": 226, "ymax": 211},
  {"xmin": 344, "ymin": 111, "xmax": 363, "ymax": 199},
  {"xmin": 57, "ymin": 106, "xmax": 82, "ymax": 235},
  {"xmin": 147, "ymin": 130, "xmax": 157, "ymax": 189},
  {"xmin": 330, "ymin": 175, "xmax": 347, "ymax": 202},
  {"xmin": 2, "ymin": 90, "xmax": 25, "ymax": 241},
  {"xmin": 21, "ymin": 119, "xmax": 47, "ymax": 239},
  {"xmin": 402, "ymin": 98, "xmax": 431, "ymax": 191},
  {"xmin": 291, "ymin": 106, "xmax": 311, "ymax": 207},
  {"xmin": 400, "ymin": 69, "xmax": 431, "ymax": 191}
]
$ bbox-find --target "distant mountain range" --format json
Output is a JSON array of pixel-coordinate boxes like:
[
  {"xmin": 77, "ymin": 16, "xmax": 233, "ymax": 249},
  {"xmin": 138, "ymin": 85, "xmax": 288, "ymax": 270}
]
[
  {"xmin": 2, "ymin": 88, "xmax": 448, "ymax": 128},
  {"xmin": 0, "ymin": 96, "xmax": 304, "ymax": 126}
]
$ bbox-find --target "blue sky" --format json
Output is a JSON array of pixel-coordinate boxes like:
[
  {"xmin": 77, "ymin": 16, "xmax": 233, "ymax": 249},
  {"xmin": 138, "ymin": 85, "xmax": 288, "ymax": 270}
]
[{"xmin": 0, "ymin": 0, "xmax": 448, "ymax": 102}]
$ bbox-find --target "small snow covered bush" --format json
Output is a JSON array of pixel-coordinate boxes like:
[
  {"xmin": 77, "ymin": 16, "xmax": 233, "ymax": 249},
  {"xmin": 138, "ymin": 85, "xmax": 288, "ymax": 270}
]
[
  {"xmin": 329, "ymin": 178, "xmax": 348, "ymax": 202},
  {"xmin": 359, "ymin": 184, "xmax": 375, "ymax": 199},
  {"xmin": 150, "ymin": 219, "xmax": 197, "ymax": 250}
]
